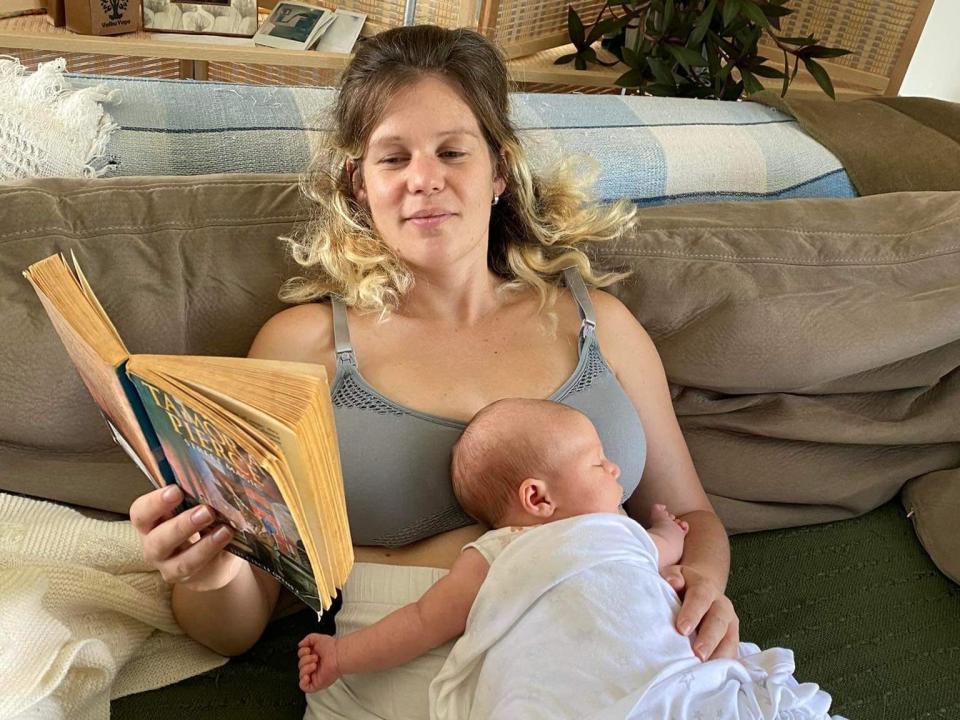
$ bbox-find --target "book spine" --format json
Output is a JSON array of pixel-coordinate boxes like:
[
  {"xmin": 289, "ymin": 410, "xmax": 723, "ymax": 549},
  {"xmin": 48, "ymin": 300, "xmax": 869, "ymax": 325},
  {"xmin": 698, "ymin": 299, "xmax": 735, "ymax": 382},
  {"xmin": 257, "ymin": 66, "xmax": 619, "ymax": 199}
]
[{"xmin": 116, "ymin": 361, "xmax": 176, "ymax": 486}]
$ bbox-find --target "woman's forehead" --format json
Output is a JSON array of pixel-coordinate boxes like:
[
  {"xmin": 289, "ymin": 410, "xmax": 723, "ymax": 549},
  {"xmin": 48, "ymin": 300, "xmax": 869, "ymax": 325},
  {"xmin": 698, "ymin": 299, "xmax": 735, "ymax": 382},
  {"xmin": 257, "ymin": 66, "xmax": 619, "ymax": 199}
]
[{"xmin": 367, "ymin": 77, "xmax": 483, "ymax": 144}]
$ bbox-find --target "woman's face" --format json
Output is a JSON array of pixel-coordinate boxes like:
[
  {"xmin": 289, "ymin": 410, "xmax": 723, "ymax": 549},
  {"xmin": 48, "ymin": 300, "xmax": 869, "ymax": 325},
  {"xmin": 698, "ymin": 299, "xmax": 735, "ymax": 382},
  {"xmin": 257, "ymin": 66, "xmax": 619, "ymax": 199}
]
[{"xmin": 355, "ymin": 75, "xmax": 506, "ymax": 274}]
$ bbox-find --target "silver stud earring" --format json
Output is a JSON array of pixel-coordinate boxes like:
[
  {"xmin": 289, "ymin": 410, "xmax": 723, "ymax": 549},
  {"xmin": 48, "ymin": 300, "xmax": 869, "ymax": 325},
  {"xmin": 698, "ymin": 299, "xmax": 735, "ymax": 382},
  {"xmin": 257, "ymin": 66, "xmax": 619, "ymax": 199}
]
[{"xmin": 492, "ymin": 195, "xmax": 500, "ymax": 206}]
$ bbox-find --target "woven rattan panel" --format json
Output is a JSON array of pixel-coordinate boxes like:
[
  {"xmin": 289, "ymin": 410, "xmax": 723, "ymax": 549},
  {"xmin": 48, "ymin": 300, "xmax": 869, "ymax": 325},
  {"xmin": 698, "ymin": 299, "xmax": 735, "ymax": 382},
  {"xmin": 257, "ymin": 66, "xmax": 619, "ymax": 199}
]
[
  {"xmin": 208, "ymin": 62, "xmax": 340, "ymax": 86},
  {"xmin": 773, "ymin": 0, "xmax": 923, "ymax": 77},
  {"xmin": 490, "ymin": 0, "xmax": 606, "ymax": 58},
  {"xmin": 1, "ymin": 48, "xmax": 180, "ymax": 78}
]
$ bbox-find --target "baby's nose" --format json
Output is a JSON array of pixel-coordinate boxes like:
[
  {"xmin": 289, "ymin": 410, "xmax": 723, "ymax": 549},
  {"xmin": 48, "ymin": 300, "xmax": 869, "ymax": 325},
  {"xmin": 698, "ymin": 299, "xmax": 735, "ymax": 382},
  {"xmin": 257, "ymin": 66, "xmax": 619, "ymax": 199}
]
[{"xmin": 606, "ymin": 459, "xmax": 620, "ymax": 479}]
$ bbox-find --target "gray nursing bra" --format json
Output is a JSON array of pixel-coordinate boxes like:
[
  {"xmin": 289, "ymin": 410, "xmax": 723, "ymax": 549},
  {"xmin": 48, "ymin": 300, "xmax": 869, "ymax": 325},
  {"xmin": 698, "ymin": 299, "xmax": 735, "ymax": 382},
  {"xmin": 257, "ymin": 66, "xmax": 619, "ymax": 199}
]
[{"xmin": 329, "ymin": 267, "xmax": 647, "ymax": 547}]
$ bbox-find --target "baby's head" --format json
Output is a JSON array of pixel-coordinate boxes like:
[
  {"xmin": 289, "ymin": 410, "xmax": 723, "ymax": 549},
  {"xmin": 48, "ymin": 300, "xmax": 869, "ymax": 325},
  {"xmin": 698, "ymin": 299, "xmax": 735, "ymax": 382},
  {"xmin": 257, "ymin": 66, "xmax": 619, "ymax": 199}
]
[{"xmin": 451, "ymin": 399, "xmax": 623, "ymax": 528}]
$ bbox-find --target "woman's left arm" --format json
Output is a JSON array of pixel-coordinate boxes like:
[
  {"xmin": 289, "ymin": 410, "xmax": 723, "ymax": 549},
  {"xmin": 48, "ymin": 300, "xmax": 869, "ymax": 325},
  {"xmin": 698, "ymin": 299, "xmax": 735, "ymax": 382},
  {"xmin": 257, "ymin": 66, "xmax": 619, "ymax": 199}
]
[{"xmin": 592, "ymin": 290, "xmax": 740, "ymax": 661}]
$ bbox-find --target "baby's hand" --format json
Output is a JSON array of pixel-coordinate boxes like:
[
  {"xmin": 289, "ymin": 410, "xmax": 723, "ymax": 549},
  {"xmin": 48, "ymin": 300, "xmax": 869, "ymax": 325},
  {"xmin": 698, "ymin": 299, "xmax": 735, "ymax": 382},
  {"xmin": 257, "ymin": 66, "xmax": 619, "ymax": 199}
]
[{"xmin": 298, "ymin": 633, "xmax": 341, "ymax": 693}]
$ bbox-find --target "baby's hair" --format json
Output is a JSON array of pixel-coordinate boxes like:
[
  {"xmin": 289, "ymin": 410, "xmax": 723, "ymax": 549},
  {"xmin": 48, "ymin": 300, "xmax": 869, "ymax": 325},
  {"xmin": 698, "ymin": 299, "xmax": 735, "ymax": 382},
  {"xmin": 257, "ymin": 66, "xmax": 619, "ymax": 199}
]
[{"xmin": 451, "ymin": 398, "xmax": 585, "ymax": 527}]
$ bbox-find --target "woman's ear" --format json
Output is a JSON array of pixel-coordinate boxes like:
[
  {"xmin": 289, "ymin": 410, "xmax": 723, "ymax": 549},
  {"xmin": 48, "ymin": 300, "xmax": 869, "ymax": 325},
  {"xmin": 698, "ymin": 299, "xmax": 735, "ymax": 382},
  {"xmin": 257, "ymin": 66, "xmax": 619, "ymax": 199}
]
[
  {"xmin": 494, "ymin": 151, "xmax": 508, "ymax": 198},
  {"xmin": 518, "ymin": 478, "xmax": 555, "ymax": 518},
  {"xmin": 345, "ymin": 158, "xmax": 367, "ymax": 205}
]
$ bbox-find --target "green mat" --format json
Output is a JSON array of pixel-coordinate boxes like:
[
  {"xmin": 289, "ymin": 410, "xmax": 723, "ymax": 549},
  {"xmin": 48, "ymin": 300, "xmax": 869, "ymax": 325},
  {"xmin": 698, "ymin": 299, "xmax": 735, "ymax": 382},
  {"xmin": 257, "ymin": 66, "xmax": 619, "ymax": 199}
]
[{"xmin": 113, "ymin": 501, "xmax": 960, "ymax": 719}]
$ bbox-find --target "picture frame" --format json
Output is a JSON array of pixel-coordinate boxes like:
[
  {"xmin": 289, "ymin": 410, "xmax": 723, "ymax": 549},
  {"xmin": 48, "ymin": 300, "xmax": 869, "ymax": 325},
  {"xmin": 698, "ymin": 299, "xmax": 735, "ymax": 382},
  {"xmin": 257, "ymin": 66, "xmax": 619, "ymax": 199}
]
[
  {"xmin": 252, "ymin": 1, "xmax": 334, "ymax": 50},
  {"xmin": 142, "ymin": 0, "xmax": 258, "ymax": 37}
]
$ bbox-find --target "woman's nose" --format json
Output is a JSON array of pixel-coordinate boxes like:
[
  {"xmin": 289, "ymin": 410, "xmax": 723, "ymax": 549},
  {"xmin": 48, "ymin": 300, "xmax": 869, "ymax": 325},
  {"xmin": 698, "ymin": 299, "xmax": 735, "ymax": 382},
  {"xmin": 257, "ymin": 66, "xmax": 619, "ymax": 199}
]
[{"xmin": 406, "ymin": 153, "xmax": 444, "ymax": 195}]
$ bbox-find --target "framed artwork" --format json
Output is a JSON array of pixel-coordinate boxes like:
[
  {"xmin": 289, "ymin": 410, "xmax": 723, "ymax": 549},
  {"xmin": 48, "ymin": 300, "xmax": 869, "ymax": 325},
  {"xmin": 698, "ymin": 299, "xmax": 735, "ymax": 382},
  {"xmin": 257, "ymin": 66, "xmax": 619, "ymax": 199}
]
[{"xmin": 142, "ymin": 0, "xmax": 258, "ymax": 37}]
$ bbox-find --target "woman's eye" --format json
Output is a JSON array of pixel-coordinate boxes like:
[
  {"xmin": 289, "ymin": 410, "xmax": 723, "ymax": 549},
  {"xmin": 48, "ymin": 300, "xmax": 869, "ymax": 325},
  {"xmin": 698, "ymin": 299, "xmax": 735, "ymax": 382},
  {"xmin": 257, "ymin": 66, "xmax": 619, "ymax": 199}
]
[
  {"xmin": 440, "ymin": 150, "xmax": 466, "ymax": 159},
  {"xmin": 379, "ymin": 157, "xmax": 405, "ymax": 165}
]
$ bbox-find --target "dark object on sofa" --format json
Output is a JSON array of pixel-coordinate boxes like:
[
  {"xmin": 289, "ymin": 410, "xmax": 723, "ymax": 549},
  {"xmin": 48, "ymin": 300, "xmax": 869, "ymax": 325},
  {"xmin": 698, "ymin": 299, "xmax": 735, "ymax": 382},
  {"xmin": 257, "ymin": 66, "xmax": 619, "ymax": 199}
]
[{"xmin": 2, "ymin": 174, "xmax": 958, "ymax": 718}]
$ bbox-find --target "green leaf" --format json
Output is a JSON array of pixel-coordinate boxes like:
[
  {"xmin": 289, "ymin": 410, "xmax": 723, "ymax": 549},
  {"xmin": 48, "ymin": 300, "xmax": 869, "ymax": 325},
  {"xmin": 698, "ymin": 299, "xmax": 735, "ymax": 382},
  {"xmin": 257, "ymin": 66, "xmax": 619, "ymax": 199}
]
[
  {"xmin": 622, "ymin": 45, "xmax": 641, "ymax": 68},
  {"xmin": 690, "ymin": 0, "xmax": 717, "ymax": 46},
  {"xmin": 740, "ymin": 68, "xmax": 765, "ymax": 94},
  {"xmin": 587, "ymin": 16, "xmax": 626, "ymax": 45},
  {"xmin": 647, "ymin": 82, "xmax": 680, "ymax": 96},
  {"xmin": 801, "ymin": 45, "xmax": 853, "ymax": 59},
  {"xmin": 663, "ymin": 0, "xmax": 675, "ymax": 30},
  {"xmin": 568, "ymin": 5, "xmax": 585, "ymax": 48},
  {"xmin": 553, "ymin": 53, "xmax": 578, "ymax": 65},
  {"xmin": 647, "ymin": 56, "xmax": 677, "ymax": 87},
  {"xmin": 575, "ymin": 54, "xmax": 587, "ymax": 71},
  {"xmin": 615, "ymin": 67, "xmax": 647, "ymax": 88},
  {"xmin": 757, "ymin": 2, "xmax": 791, "ymax": 17},
  {"xmin": 747, "ymin": 63, "xmax": 786, "ymax": 78},
  {"xmin": 666, "ymin": 44, "xmax": 708, "ymax": 68},
  {"xmin": 583, "ymin": 47, "xmax": 599, "ymax": 63},
  {"xmin": 803, "ymin": 57, "xmax": 835, "ymax": 99},
  {"xmin": 739, "ymin": 0, "xmax": 769, "ymax": 27},
  {"xmin": 777, "ymin": 35, "xmax": 816, "ymax": 46},
  {"xmin": 721, "ymin": 0, "xmax": 741, "ymax": 30}
]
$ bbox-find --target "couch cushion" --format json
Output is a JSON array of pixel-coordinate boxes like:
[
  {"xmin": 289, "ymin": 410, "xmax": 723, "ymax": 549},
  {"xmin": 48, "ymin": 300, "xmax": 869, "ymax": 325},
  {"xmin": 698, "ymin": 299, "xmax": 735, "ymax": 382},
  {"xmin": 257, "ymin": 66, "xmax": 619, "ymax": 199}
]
[
  {"xmin": 1, "ymin": 175, "xmax": 957, "ymax": 581},
  {"xmin": 1, "ymin": 174, "xmax": 306, "ymax": 512},
  {"xmin": 67, "ymin": 74, "xmax": 856, "ymax": 206},
  {"xmin": 599, "ymin": 190, "xmax": 960, "ymax": 581}
]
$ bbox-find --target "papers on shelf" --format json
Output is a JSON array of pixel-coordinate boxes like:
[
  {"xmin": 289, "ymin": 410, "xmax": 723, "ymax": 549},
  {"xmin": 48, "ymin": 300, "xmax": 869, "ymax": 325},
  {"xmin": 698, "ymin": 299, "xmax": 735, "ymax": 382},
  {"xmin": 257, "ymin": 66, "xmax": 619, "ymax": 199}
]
[{"xmin": 312, "ymin": 9, "xmax": 366, "ymax": 54}]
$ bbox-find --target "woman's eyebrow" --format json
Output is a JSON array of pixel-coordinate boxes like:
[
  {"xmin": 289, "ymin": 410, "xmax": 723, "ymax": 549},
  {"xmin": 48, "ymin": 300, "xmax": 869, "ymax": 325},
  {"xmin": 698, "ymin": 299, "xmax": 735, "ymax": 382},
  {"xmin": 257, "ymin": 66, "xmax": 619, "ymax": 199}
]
[{"xmin": 369, "ymin": 128, "xmax": 480, "ymax": 148}]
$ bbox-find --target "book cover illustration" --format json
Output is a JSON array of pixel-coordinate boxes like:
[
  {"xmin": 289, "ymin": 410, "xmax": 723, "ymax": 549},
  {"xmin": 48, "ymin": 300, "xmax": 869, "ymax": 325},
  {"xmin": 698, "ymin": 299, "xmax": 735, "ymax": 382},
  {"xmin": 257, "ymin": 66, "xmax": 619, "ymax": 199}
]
[{"xmin": 129, "ymin": 374, "xmax": 322, "ymax": 609}]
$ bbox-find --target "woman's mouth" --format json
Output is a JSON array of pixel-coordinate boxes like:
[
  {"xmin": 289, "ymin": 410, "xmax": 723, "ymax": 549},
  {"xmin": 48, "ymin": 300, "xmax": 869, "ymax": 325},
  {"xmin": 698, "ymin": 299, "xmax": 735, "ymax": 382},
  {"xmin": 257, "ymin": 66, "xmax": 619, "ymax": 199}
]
[{"xmin": 407, "ymin": 213, "xmax": 452, "ymax": 228}]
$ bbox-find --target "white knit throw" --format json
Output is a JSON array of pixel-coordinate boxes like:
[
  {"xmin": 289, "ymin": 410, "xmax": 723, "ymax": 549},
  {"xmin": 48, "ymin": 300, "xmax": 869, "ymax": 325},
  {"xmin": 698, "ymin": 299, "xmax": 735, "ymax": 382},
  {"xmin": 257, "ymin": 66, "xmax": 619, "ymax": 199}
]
[
  {"xmin": 0, "ymin": 56, "xmax": 118, "ymax": 180},
  {"xmin": 0, "ymin": 492, "xmax": 227, "ymax": 720}
]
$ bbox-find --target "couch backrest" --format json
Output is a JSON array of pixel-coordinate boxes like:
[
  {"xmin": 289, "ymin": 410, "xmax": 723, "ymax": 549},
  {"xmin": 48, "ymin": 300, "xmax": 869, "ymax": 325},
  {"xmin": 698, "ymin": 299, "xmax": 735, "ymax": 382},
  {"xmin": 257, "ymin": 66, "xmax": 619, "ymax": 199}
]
[{"xmin": 2, "ymin": 174, "xmax": 958, "ymax": 580}]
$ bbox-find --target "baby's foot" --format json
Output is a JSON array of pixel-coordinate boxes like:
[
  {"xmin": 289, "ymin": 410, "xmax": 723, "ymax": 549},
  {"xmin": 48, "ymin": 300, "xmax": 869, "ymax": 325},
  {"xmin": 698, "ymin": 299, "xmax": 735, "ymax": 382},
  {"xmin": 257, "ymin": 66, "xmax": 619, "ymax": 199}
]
[{"xmin": 649, "ymin": 503, "xmax": 689, "ymax": 537}]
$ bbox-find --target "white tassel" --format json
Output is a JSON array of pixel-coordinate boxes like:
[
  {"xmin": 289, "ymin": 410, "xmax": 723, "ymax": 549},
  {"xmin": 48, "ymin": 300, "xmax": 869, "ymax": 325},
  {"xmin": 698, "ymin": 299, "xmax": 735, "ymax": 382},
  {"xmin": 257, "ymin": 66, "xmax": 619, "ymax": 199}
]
[{"xmin": 0, "ymin": 56, "xmax": 119, "ymax": 180}]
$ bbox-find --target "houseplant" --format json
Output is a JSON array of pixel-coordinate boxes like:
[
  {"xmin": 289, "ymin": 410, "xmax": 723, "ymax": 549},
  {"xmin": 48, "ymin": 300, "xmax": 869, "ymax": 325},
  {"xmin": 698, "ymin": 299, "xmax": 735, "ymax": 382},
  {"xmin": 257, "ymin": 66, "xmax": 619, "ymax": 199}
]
[{"xmin": 557, "ymin": 0, "xmax": 850, "ymax": 99}]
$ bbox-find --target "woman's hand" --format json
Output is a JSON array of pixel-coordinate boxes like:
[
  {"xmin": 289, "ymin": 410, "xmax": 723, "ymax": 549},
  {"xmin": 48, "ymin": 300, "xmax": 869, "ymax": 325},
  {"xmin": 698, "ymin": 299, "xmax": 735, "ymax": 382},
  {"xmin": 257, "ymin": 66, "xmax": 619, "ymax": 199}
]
[
  {"xmin": 661, "ymin": 563, "xmax": 739, "ymax": 661},
  {"xmin": 298, "ymin": 633, "xmax": 342, "ymax": 693},
  {"xmin": 130, "ymin": 485, "xmax": 243, "ymax": 592}
]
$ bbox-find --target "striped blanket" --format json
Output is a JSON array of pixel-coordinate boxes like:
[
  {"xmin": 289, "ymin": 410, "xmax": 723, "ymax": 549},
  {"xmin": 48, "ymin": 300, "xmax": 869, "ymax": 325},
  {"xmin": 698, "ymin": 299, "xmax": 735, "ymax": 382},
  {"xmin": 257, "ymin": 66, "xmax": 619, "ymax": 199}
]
[{"xmin": 68, "ymin": 74, "xmax": 856, "ymax": 206}]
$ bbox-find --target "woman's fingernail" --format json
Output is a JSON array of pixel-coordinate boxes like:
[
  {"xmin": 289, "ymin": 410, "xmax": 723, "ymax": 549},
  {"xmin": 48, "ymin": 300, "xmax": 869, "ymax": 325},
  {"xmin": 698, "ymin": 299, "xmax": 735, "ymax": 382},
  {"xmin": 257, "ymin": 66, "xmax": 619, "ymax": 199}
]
[
  {"xmin": 679, "ymin": 622, "xmax": 692, "ymax": 636},
  {"xmin": 162, "ymin": 486, "xmax": 180, "ymax": 502},
  {"xmin": 191, "ymin": 506, "xmax": 212, "ymax": 525},
  {"xmin": 213, "ymin": 526, "xmax": 232, "ymax": 542}
]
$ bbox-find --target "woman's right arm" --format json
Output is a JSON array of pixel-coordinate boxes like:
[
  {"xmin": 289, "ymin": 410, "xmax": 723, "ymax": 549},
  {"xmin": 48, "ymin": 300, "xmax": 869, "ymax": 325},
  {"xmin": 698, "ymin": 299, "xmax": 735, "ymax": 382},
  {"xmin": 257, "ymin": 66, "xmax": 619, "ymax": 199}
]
[{"xmin": 131, "ymin": 304, "xmax": 330, "ymax": 655}]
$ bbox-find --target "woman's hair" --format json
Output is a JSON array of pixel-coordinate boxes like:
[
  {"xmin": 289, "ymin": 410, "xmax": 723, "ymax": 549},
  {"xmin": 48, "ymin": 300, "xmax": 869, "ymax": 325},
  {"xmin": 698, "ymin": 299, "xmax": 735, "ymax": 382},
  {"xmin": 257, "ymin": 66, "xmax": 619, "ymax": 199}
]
[
  {"xmin": 451, "ymin": 399, "xmax": 578, "ymax": 527},
  {"xmin": 280, "ymin": 24, "xmax": 636, "ymax": 317}
]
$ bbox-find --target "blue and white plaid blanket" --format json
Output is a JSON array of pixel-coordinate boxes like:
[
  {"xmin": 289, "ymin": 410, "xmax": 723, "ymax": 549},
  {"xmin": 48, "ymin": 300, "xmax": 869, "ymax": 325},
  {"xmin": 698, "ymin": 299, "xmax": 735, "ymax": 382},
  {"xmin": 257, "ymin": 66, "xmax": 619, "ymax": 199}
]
[{"xmin": 70, "ymin": 74, "xmax": 855, "ymax": 206}]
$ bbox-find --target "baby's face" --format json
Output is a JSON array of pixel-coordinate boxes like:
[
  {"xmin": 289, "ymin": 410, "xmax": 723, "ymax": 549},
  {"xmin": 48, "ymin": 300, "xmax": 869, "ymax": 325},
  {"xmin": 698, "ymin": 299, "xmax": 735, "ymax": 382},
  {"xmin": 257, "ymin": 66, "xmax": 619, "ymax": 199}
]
[{"xmin": 544, "ymin": 415, "xmax": 623, "ymax": 517}]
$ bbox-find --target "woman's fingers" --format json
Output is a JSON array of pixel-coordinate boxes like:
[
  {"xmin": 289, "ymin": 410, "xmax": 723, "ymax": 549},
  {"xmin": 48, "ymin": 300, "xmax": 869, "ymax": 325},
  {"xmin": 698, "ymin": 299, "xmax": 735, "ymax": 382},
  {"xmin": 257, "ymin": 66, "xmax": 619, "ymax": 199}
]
[
  {"xmin": 690, "ymin": 597, "xmax": 738, "ymax": 661},
  {"xmin": 675, "ymin": 577, "xmax": 713, "ymax": 636},
  {"xmin": 140, "ymin": 502, "xmax": 217, "ymax": 566},
  {"xmin": 711, "ymin": 622, "xmax": 741, "ymax": 660},
  {"xmin": 129, "ymin": 485, "xmax": 182, "ymax": 536},
  {"xmin": 155, "ymin": 523, "xmax": 235, "ymax": 585}
]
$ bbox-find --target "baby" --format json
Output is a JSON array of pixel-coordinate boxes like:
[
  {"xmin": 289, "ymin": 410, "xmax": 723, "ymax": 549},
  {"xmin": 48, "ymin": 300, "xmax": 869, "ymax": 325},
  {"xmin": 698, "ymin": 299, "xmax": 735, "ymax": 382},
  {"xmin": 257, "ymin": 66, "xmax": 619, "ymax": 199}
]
[{"xmin": 298, "ymin": 397, "xmax": 688, "ymax": 693}]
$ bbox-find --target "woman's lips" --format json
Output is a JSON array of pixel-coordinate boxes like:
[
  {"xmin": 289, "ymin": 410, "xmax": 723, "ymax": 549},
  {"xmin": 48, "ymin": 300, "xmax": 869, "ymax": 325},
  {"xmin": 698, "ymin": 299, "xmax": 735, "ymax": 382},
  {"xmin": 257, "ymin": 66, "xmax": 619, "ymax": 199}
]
[{"xmin": 407, "ymin": 214, "xmax": 452, "ymax": 228}]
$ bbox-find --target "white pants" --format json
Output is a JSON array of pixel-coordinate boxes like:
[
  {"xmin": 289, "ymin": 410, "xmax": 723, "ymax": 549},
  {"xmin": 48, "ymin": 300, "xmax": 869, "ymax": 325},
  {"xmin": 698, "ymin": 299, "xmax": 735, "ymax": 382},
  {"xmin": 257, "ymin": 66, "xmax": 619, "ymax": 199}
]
[{"xmin": 304, "ymin": 563, "xmax": 451, "ymax": 720}]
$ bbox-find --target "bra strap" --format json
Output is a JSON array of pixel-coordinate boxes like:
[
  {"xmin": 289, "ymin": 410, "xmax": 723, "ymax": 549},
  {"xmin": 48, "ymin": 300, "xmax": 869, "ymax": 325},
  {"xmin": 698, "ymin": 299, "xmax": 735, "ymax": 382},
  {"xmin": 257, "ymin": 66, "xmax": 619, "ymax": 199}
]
[
  {"xmin": 563, "ymin": 266, "xmax": 597, "ymax": 341},
  {"xmin": 330, "ymin": 298, "xmax": 357, "ymax": 367}
]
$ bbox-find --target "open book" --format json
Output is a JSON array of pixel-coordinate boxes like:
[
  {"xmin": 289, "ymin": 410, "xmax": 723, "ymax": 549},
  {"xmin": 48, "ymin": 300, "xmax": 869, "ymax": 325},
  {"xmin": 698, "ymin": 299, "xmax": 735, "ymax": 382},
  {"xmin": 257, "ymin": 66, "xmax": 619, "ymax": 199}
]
[{"xmin": 23, "ymin": 253, "xmax": 352, "ymax": 615}]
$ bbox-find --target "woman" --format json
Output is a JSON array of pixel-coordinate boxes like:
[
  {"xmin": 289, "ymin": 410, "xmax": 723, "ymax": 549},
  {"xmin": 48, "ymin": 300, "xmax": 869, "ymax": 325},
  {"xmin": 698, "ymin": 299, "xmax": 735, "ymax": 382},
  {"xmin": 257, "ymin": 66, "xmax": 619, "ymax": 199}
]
[{"xmin": 130, "ymin": 23, "xmax": 739, "ymax": 714}]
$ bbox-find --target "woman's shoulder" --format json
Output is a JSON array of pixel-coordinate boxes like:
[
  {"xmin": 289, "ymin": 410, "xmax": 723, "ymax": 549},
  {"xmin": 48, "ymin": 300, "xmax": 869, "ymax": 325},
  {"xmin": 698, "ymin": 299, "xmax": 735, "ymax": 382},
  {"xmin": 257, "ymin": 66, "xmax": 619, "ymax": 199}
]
[
  {"xmin": 584, "ymin": 288, "xmax": 662, "ymax": 371},
  {"xmin": 247, "ymin": 301, "xmax": 334, "ymax": 363}
]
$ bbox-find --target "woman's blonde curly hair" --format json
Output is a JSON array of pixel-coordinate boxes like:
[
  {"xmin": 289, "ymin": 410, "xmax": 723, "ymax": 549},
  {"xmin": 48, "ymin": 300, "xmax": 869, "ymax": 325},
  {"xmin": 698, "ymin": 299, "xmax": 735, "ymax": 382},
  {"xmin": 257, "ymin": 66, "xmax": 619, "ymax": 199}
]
[{"xmin": 280, "ymin": 25, "xmax": 636, "ymax": 318}]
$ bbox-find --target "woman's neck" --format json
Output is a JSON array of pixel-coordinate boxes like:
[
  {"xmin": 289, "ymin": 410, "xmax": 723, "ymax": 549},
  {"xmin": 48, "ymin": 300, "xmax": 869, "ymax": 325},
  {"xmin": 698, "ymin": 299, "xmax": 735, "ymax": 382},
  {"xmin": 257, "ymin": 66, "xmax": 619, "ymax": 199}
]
[{"xmin": 396, "ymin": 266, "xmax": 511, "ymax": 327}]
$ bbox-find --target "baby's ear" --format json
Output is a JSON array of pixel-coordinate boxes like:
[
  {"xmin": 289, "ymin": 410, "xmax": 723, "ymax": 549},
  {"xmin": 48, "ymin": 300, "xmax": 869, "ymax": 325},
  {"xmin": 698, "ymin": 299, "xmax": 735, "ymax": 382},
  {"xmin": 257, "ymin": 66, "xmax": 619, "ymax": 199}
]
[{"xmin": 518, "ymin": 478, "xmax": 555, "ymax": 518}]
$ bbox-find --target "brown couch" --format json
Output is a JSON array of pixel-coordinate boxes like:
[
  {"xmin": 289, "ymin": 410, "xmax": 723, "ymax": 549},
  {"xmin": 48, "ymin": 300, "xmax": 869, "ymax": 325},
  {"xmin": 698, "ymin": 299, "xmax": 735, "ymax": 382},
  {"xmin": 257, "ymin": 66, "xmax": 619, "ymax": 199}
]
[{"xmin": 2, "ymin": 174, "xmax": 959, "ymax": 718}]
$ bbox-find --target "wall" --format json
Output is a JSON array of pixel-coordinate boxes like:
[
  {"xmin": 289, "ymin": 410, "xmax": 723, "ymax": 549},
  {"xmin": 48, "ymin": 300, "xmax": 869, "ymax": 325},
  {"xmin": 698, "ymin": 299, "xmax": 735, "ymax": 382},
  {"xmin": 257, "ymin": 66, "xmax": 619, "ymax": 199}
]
[{"xmin": 899, "ymin": 0, "xmax": 960, "ymax": 101}]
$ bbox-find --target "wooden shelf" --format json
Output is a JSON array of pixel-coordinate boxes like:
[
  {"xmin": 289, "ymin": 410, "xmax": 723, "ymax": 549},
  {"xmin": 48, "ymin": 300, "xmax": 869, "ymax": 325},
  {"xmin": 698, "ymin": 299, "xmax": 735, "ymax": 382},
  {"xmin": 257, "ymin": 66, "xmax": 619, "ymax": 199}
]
[
  {"xmin": 0, "ymin": 13, "xmax": 351, "ymax": 70},
  {"xmin": 0, "ymin": 13, "xmax": 879, "ymax": 97}
]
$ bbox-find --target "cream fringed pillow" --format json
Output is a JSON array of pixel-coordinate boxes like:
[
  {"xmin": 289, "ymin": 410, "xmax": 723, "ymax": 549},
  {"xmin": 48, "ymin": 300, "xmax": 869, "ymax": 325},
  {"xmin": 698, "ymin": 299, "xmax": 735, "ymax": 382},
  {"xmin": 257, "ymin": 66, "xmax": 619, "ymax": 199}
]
[{"xmin": 0, "ymin": 57, "xmax": 117, "ymax": 180}]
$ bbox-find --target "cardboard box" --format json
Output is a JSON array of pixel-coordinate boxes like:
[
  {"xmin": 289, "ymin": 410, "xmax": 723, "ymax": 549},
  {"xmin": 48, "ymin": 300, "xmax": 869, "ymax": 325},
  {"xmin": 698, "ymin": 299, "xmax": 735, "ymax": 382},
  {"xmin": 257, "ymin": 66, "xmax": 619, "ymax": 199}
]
[
  {"xmin": 45, "ymin": 0, "xmax": 66, "ymax": 26},
  {"xmin": 65, "ymin": 0, "xmax": 140, "ymax": 34}
]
